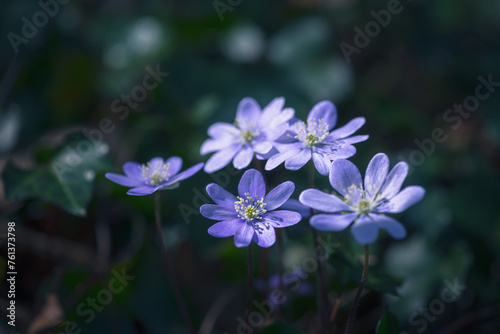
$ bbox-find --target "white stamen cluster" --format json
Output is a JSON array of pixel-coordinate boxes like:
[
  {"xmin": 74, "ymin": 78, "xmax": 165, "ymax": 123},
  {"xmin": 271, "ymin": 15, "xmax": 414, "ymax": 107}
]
[
  {"xmin": 294, "ymin": 118, "xmax": 329, "ymax": 147},
  {"xmin": 235, "ymin": 118, "xmax": 260, "ymax": 144},
  {"xmin": 141, "ymin": 162, "xmax": 171, "ymax": 185},
  {"xmin": 234, "ymin": 192, "xmax": 267, "ymax": 221},
  {"xmin": 343, "ymin": 183, "xmax": 387, "ymax": 215}
]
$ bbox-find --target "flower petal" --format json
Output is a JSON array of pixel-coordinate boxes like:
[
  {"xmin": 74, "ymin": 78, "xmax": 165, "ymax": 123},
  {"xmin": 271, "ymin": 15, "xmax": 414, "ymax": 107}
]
[
  {"xmin": 167, "ymin": 163, "xmax": 204, "ymax": 184},
  {"xmin": 299, "ymin": 189, "xmax": 350, "ymax": 213},
  {"xmin": 252, "ymin": 224, "xmax": 276, "ymax": 248},
  {"xmin": 307, "ymin": 101, "xmax": 337, "ymax": 132},
  {"xmin": 105, "ymin": 173, "xmax": 143, "ymax": 187},
  {"xmin": 233, "ymin": 145, "xmax": 254, "ymax": 169},
  {"xmin": 207, "ymin": 122, "xmax": 240, "ymax": 138},
  {"xmin": 204, "ymin": 144, "xmax": 241, "ymax": 173},
  {"xmin": 265, "ymin": 146, "xmax": 301, "ymax": 171},
  {"xmin": 378, "ymin": 161, "xmax": 409, "ymax": 199},
  {"xmin": 369, "ymin": 214, "xmax": 406, "ymax": 239},
  {"xmin": 343, "ymin": 135, "xmax": 369, "ymax": 144},
  {"xmin": 320, "ymin": 142, "xmax": 356, "ymax": 160},
  {"xmin": 279, "ymin": 199, "xmax": 311, "ymax": 219},
  {"xmin": 312, "ymin": 152, "xmax": 331, "ymax": 176},
  {"xmin": 284, "ymin": 149, "xmax": 311, "ymax": 171},
  {"xmin": 165, "ymin": 156, "xmax": 183, "ymax": 176},
  {"xmin": 200, "ymin": 204, "xmax": 237, "ymax": 220},
  {"xmin": 351, "ymin": 215, "xmax": 378, "ymax": 245},
  {"xmin": 200, "ymin": 138, "xmax": 233, "ymax": 155},
  {"xmin": 126, "ymin": 186, "xmax": 157, "ymax": 196},
  {"xmin": 236, "ymin": 97, "xmax": 261, "ymax": 126},
  {"xmin": 264, "ymin": 181, "xmax": 295, "ymax": 210},
  {"xmin": 234, "ymin": 223, "xmax": 254, "ymax": 248},
  {"xmin": 208, "ymin": 219, "xmax": 244, "ymax": 238},
  {"xmin": 364, "ymin": 153, "xmax": 389, "ymax": 200},
  {"xmin": 329, "ymin": 159, "xmax": 363, "ymax": 203},
  {"xmin": 325, "ymin": 117, "xmax": 365, "ymax": 141},
  {"xmin": 259, "ymin": 97, "xmax": 285, "ymax": 127},
  {"xmin": 206, "ymin": 183, "xmax": 238, "ymax": 210},
  {"xmin": 253, "ymin": 141, "xmax": 273, "ymax": 155},
  {"xmin": 263, "ymin": 210, "xmax": 301, "ymax": 228},
  {"xmin": 310, "ymin": 213, "xmax": 357, "ymax": 232},
  {"xmin": 148, "ymin": 157, "xmax": 164, "ymax": 169},
  {"xmin": 238, "ymin": 169, "xmax": 266, "ymax": 199},
  {"xmin": 123, "ymin": 162, "xmax": 143, "ymax": 179},
  {"xmin": 378, "ymin": 186, "xmax": 425, "ymax": 213}
]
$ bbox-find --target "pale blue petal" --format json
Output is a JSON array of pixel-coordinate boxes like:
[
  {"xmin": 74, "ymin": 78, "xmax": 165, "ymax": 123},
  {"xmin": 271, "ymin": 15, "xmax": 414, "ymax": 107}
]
[
  {"xmin": 206, "ymin": 183, "xmax": 238, "ymax": 210},
  {"xmin": 238, "ymin": 169, "xmax": 266, "ymax": 198},
  {"xmin": 264, "ymin": 181, "xmax": 295, "ymax": 210},
  {"xmin": 364, "ymin": 153, "xmax": 389, "ymax": 200},
  {"xmin": 310, "ymin": 213, "xmax": 357, "ymax": 232},
  {"xmin": 234, "ymin": 223, "xmax": 254, "ymax": 248},
  {"xmin": 377, "ymin": 186, "xmax": 425, "ymax": 213},
  {"xmin": 329, "ymin": 159, "xmax": 363, "ymax": 203},
  {"xmin": 262, "ymin": 210, "xmax": 301, "ymax": 228},
  {"xmin": 351, "ymin": 215, "xmax": 379, "ymax": 245},
  {"xmin": 299, "ymin": 189, "xmax": 350, "ymax": 213},
  {"xmin": 208, "ymin": 219, "xmax": 244, "ymax": 237}
]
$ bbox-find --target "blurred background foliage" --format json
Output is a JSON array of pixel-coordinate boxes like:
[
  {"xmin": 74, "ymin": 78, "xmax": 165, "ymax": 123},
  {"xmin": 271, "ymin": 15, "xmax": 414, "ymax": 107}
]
[{"xmin": 0, "ymin": 0, "xmax": 499, "ymax": 333}]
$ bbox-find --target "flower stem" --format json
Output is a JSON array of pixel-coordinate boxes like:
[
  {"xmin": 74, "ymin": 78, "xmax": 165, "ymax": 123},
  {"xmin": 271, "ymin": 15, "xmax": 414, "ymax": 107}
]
[
  {"xmin": 308, "ymin": 161, "xmax": 328, "ymax": 333},
  {"xmin": 246, "ymin": 243, "xmax": 254, "ymax": 332},
  {"xmin": 154, "ymin": 192, "xmax": 195, "ymax": 334},
  {"xmin": 276, "ymin": 229, "xmax": 284, "ymax": 318},
  {"xmin": 344, "ymin": 245, "xmax": 370, "ymax": 334},
  {"xmin": 252, "ymin": 157, "xmax": 283, "ymax": 318}
]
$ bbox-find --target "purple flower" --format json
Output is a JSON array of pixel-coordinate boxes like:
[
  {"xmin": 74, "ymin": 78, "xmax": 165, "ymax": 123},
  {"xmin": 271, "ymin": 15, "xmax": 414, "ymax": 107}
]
[
  {"xmin": 265, "ymin": 101, "xmax": 368, "ymax": 176},
  {"xmin": 200, "ymin": 169, "xmax": 302, "ymax": 248},
  {"xmin": 255, "ymin": 268, "xmax": 314, "ymax": 305},
  {"xmin": 105, "ymin": 157, "xmax": 204, "ymax": 196},
  {"xmin": 299, "ymin": 153, "xmax": 425, "ymax": 244},
  {"xmin": 201, "ymin": 97, "xmax": 295, "ymax": 173}
]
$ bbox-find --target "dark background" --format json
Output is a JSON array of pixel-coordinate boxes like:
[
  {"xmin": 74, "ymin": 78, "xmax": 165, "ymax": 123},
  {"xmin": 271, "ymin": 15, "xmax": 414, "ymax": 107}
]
[{"xmin": 0, "ymin": 0, "xmax": 499, "ymax": 333}]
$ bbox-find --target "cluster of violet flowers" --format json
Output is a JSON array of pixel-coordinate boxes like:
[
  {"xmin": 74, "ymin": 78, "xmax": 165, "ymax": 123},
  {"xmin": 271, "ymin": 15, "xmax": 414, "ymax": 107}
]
[{"xmin": 105, "ymin": 97, "xmax": 425, "ymax": 334}]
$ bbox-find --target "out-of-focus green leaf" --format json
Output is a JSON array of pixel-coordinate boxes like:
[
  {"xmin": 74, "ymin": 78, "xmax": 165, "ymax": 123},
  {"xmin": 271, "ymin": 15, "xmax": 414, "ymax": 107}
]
[
  {"xmin": 3, "ymin": 134, "xmax": 111, "ymax": 217},
  {"xmin": 376, "ymin": 312, "xmax": 400, "ymax": 334}
]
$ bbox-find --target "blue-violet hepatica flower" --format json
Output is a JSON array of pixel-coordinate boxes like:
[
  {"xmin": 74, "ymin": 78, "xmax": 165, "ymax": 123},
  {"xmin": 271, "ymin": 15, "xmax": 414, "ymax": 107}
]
[
  {"xmin": 200, "ymin": 169, "xmax": 301, "ymax": 248},
  {"xmin": 299, "ymin": 153, "xmax": 425, "ymax": 244},
  {"xmin": 265, "ymin": 101, "xmax": 368, "ymax": 175},
  {"xmin": 105, "ymin": 157, "xmax": 204, "ymax": 196},
  {"xmin": 201, "ymin": 97, "xmax": 295, "ymax": 173}
]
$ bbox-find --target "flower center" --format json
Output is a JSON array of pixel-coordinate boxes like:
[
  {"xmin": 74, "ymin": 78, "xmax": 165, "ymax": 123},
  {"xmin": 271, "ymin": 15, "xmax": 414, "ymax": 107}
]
[
  {"xmin": 141, "ymin": 162, "xmax": 171, "ymax": 185},
  {"xmin": 241, "ymin": 130, "xmax": 255, "ymax": 143},
  {"xmin": 294, "ymin": 119, "xmax": 329, "ymax": 147},
  {"xmin": 235, "ymin": 193, "xmax": 267, "ymax": 221},
  {"xmin": 357, "ymin": 199, "xmax": 371, "ymax": 214}
]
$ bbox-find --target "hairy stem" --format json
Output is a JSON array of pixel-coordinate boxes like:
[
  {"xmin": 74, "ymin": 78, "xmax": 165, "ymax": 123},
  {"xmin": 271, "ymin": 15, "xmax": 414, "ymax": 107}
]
[
  {"xmin": 309, "ymin": 161, "xmax": 328, "ymax": 333},
  {"xmin": 344, "ymin": 245, "xmax": 370, "ymax": 334},
  {"xmin": 154, "ymin": 192, "xmax": 195, "ymax": 334},
  {"xmin": 246, "ymin": 244, "xmax": 254, "ymax": 332}
]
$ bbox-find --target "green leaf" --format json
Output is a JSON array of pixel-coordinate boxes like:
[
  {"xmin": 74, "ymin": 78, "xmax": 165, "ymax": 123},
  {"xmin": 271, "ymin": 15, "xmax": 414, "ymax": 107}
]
[
  {"xmin": 376, "ymin": 312, "xmax": 400, "ymax": 334},
  {"xmin": 3, "ymin": 134, "xmax": 111, "ymax": 217}
]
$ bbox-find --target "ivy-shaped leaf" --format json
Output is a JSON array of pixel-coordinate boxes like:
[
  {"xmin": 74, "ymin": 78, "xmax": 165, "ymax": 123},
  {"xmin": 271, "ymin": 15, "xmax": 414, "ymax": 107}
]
[{"xmin": 3, "ymin": 134, "xmax": 111, "ymax": 217}]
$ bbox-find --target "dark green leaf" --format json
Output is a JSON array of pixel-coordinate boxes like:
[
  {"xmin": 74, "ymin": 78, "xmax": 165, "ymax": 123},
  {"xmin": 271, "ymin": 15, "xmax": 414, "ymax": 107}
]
[
  {"xmin": 3, "ymin": 134, "xmax": 111, "ymax": 217},
  {"xmin": 376, "ymin": 312, "xmax": 400, "ymax": 334}
]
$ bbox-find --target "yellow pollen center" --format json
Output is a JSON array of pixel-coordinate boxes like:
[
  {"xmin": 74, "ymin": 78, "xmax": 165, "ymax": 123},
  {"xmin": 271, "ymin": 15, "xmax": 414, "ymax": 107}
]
[
  {"xmin": 241, "ymin": 130, "xmax": 254, "ymax": 143},
  {"xmin": 358, "ymin": 199, "xmax": 371, "ymax": 214},
  {"xmin": 235, "ymin": 193, "xmax": 267, "ymax": 221}
]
